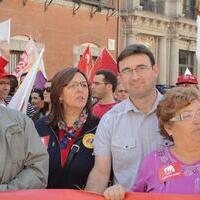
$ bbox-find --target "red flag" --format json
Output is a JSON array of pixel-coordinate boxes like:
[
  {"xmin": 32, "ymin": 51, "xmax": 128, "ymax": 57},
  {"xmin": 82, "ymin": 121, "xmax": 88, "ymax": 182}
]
[
  {"xmin": 89, "ymin": 48, "xmax": 118, "ymax": 83},
  {"xmin": 78, "ymin": 46, "xmax": 93, "ymax": 78}
]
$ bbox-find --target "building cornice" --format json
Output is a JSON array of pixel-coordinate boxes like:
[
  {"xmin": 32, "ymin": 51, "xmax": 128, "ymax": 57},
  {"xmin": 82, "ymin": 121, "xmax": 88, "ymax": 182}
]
[
  {"xmin": 170, "ymin": 17, "xmax": 196, "ymax": 40},
  {"xmin": 121, "ymin": 10, "xmax": 197, "ymax": 41}
]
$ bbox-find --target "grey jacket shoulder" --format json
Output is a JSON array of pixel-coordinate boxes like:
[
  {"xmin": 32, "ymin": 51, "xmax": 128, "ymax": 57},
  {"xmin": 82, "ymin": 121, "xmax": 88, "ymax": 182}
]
[
  {"xmin": 0, "ymin": 106, "xmax": 29, "ymax": 126},
  {"xmin": 0, "ymin": 106, "xmax": 49, "ymax": 190}
]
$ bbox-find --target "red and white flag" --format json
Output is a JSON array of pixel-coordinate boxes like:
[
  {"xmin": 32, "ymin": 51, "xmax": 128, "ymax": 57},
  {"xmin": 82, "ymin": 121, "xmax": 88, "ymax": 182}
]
[
  {"xmin": 78, "ymin": 46, "xmax": 93, "ymax": 78},
  {"xmin": 15, "ymin": 37, "xmax": 47, "ymax": 79},
  {"xmin": 8, "ymin": 48, "xmax": 45, "ymax": 113},
  {"xmin": 184, "ymin": 67, "xmax": 192, "ymax": 76},
  {"xmin": 88, "ymin": 48, "xmax": 118, "ymax": 83}
]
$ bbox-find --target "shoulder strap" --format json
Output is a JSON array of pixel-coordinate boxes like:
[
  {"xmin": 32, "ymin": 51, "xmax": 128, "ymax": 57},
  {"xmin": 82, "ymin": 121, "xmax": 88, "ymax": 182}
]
[
  {"xmin": 64, "ymin": 138, "xmax": 82, "ymax": 170},
  {"xmin": 64, "ymin": 117, "xmax": 99, "ymax": 170}
]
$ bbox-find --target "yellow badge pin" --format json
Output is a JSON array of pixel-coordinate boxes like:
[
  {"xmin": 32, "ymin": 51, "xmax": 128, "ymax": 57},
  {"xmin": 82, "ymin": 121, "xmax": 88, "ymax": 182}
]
[{"xmin": 82, "ymin": 133, "xmax": 95, "ymax": 149}]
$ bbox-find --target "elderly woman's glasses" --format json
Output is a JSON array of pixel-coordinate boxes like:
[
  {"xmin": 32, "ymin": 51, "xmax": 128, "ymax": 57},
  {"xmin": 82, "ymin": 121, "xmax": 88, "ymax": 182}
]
[{"xmin": 170, "ymin": 110, "xmax": 200, "ymax": 122}]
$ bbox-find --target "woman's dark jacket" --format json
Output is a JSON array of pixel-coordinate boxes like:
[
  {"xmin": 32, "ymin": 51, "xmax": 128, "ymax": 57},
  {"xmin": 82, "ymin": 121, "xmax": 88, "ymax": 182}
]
[{"xmin": 35, "ymin": 114, "xmax": 99, "ymax": 189}]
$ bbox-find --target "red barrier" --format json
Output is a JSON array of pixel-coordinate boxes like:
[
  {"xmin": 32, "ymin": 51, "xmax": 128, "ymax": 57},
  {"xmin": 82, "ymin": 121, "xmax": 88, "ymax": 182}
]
[{"xmin": 0, "ymin": 189, "xmax": 199, "ymax": 200}]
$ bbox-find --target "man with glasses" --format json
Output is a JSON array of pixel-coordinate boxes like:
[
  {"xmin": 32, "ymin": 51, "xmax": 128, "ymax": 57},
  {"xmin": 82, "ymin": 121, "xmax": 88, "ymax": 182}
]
[
  {"xmin": 0, "ymin": 40, "xmax": 10, "ymax": 106},
  {"xmin": 91, "ymin": 70, "xmax": 118, "ymax": 118},
  {"xmin": 86, "ymin": 44, "xmax": 168, "ymax": 193}
]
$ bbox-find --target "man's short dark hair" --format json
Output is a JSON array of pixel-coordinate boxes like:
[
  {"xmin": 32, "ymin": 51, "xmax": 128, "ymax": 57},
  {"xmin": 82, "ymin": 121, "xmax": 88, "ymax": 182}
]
[
  {"xmin": 95, "ymin": 70, "xmax": 118, "ymax": 92},
  {"xmin": 7, "ymin": 75, "xmax": 18, "ymax": 96},
  {"xmin": 117, "ymin": 44, "xmax": 155, "ymax": 71}
]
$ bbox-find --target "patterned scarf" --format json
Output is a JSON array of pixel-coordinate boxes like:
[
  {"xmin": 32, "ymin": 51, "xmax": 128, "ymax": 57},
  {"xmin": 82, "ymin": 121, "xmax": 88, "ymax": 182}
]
[{"xmin": 58, "ymin": 109, "xmax": 88, "ymax": 149}]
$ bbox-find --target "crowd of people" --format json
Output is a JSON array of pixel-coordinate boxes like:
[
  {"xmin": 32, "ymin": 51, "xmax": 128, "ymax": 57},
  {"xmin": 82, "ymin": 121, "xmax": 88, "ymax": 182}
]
[{"xmin": 0, "ymin": 40, "xmax": 200, "ymax": 196}]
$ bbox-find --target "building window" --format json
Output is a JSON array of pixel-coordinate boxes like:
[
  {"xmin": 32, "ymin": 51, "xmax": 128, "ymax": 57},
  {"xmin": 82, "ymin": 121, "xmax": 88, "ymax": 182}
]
[
  {"xmin": 182, "ymin": 0, "xmax": 196, "ymax": 19},
  {"xmin": 140, "ymin": 0, "xmax": 165, "ymax": 14},
  {"xmin": 80, "ymin": 54, "xmax": 97, "ymax": 62},
  {"xmin": 179, "ymin": 50, "xmax": 195, "ymax": 75},
  {"xmin": 8, "ymin": 50, "xmax": 23, "ymax": 73},
  {"xmin": 8, "ymin": 35, "xmax": 44, "ymax": 74},
  {"xmin": 73, "ymin": 43, "xmax": 100, "ymax": 66}
]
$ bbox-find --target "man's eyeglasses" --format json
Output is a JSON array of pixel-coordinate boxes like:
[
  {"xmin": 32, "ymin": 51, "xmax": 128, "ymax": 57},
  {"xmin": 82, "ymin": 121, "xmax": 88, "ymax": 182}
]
[
  {"xmin": 120, "ymin": 65, "xmax": 151, "ymax": 75},
  {"xmin": 117, "ymin": 89, "xmax": 128, "ymax": 94},
  {"xmin": 44, "ymin": 87, "xmax": 51, "ymax": 93},
  {"xmin": 170, "ymin": 110, "xmax": 200, "ymax": 122},
  {"xmin": 67, "ymin": 81, "xmax": 88, "ymax": 90},
  {"xmin": 91, "ymin": 82, "xmax": 108, "ymax": 86}
]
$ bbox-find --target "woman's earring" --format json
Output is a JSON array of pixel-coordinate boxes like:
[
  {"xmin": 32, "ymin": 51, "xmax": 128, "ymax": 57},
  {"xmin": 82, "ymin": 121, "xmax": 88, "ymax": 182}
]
[{"xmin": 168, "ymin": 132, "xmax": 173, "ymax": 138}]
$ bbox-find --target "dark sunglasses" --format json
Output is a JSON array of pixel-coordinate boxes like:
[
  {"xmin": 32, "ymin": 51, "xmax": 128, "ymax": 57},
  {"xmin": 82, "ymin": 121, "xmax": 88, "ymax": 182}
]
[{"xmin": 44, "ymin": 87, "xmax": 51, "ymax": 92}]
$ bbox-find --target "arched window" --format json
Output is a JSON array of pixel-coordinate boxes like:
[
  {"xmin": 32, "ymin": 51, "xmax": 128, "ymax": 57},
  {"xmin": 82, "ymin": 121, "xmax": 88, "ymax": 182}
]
[
  {"xmin": 9, "ymin": 35, "xmax": 29, "ymax": 73},
  {"xmin": 80, "ymin": 43, "xmax": 99, "ymax": 61},
  {"xmin": 9, "ymin": 35, "xmax": 44, "ymax": 73},
  {"xmin": 73, "ymin": 42, "xmax": 100, "ymax": 66}
]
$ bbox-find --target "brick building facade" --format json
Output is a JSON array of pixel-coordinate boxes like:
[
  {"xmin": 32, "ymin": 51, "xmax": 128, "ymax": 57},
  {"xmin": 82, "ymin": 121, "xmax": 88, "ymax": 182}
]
[{"xmin": 0, "ymin": 0, "xmax": 119, "ymax": 78}]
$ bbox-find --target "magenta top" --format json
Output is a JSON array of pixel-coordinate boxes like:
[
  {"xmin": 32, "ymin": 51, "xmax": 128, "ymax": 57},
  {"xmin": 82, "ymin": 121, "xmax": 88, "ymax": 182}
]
[{"xmin": 132, "ymin": 147, "xmax": 200, "ymax": 194}]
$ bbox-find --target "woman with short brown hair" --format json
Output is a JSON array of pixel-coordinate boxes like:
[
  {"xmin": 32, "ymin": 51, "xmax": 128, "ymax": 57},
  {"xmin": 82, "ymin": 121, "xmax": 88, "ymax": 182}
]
[{"xmin": 35, "ymin": 67, "xmax": 99, "ymax": 189}]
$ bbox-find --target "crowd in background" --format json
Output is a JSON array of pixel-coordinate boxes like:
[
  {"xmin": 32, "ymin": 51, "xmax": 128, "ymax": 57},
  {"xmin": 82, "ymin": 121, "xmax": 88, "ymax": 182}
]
[{"xmin": 0, "ymin": 42, "xmax": 200, "ymax": 197}]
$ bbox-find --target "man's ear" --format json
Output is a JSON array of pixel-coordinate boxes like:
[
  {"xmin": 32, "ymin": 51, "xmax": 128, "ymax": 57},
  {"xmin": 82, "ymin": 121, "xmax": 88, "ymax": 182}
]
[
  {"xmin": 106, "ymin": 83, "xmax": 112, "ymax": 91},
  {"xmin": 119, "ymin": 73, "xmax": 125, "ymax": 86},
  {"xmin": 152, "ymin": 64, "xmax": 159, "ymax": 77}
]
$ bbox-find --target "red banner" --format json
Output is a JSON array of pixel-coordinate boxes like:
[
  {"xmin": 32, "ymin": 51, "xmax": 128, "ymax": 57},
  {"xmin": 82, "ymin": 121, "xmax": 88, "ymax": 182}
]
[
  {"xmin": 78, "ymin": 46, "xmax": 94, "ymax": 78},
  {"xmin": 0, "ymin": 189, "xmax": 199, "ymax": 200},
  {"xmin": 89, "ymin": 48, "xmax": 118, "ymax": 83}
]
